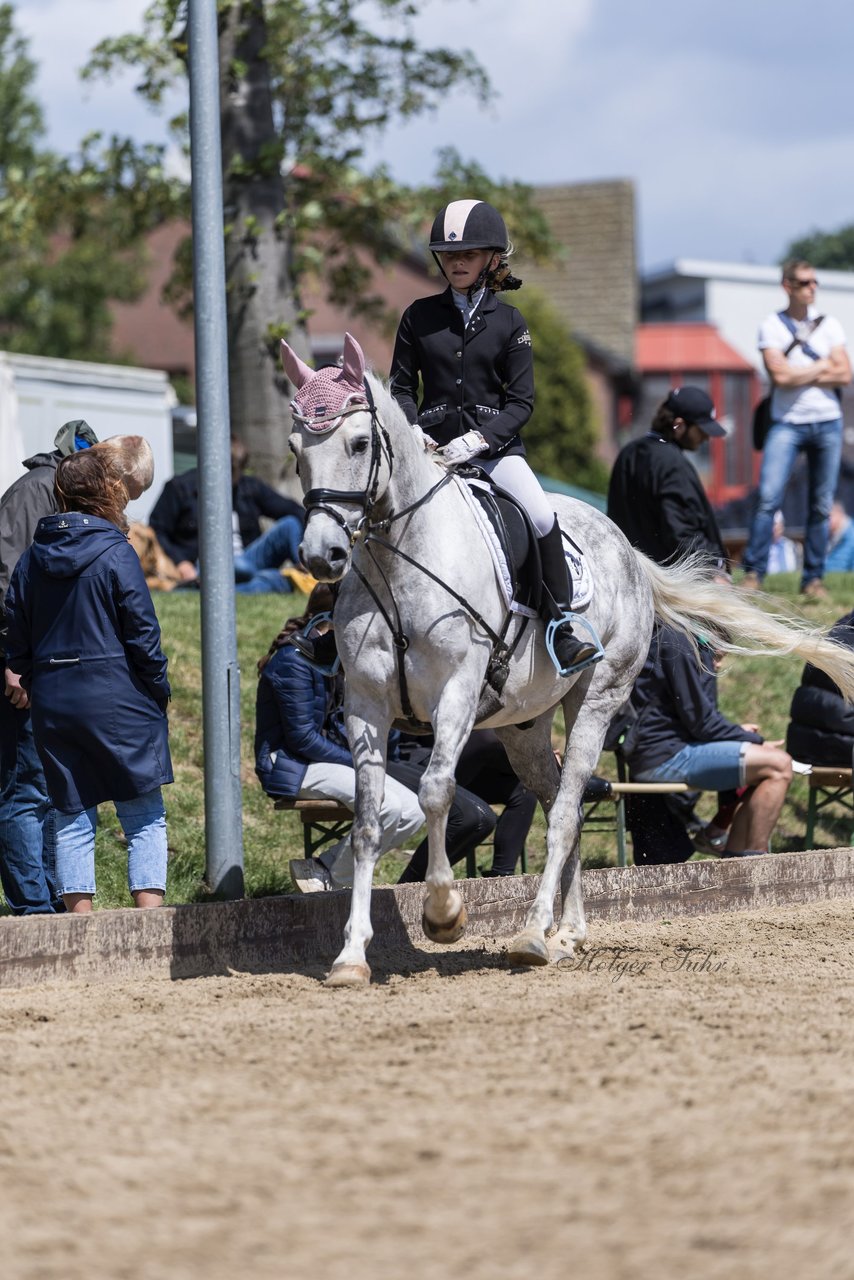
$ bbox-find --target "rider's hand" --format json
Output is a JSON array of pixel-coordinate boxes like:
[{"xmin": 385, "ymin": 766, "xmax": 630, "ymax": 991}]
[
  {"xmin": 422, "ymin": 433, "xmax": 439, "ymax": 452},
  {"xmin": 5, "ymin": 667, "xmax": 29, "ymax": 710},
  {"xmin": 439, "ymin": 430, "xmax": 489, "ymax": 467}
]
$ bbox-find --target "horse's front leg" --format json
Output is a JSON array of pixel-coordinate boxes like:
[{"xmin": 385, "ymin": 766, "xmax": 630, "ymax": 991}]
[
  {"xmin": 419, "ymin": 684, "xmax": 477, "ymax": 944},
  {"xmin": 326, "ymin": 703, "xmax": 391, "ymax": 988}
]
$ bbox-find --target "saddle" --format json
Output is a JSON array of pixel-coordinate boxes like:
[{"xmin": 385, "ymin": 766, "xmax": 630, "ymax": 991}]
[{"xmin": 457, "ymin": 466, "xmax": 594, "ymax": 616}]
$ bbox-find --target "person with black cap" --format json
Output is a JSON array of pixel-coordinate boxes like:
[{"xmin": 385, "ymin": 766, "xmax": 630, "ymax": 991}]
[
  {"xmin": 607, "ymin": 386, "xmax": 729, "ymax": 578},
  {"xmin": 387, "ymin": 197, "xmax": 601, "ymax": 678},
  {"xmin": 0, "ymin": 419, "xmax": 98, "ymax": 914}
]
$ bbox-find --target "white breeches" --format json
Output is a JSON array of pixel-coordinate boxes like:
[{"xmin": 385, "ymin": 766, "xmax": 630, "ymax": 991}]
[{"xmin": 479, "ymin": 455, "xmax": 557, "ymax": 537}]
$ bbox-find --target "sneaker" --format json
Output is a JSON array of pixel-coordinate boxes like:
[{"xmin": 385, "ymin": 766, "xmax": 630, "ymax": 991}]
[
  {"xmin": 692, "ymin": 825, "xmax": 729, "ymax": 856},
  {"xmin": 800, "ymin": 579, "xmax": 830, "ymax": 601},
  {"xmin": 740, "ymin": 571, "xmax": 761, "ymax": 591},
  {"xmin": 288, "ymin": 858, "xmax": 334, "ymax": 892}
]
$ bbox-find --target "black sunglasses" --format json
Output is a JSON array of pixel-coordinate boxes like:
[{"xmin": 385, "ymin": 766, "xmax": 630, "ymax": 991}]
[{"xmin": 789, "ymin": 277, "xmax": 818, "ymax": 288}]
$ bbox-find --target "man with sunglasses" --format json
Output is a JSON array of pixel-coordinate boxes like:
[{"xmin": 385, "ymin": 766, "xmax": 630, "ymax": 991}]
[{"xmin": 742, "ymin": 260, "xmax": 851, "ymax": 598}]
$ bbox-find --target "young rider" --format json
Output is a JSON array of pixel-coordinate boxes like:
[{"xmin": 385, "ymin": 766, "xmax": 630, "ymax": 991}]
[{"xmin": 389, "ymin": 198, "xmax": 600, "ymax": 675}]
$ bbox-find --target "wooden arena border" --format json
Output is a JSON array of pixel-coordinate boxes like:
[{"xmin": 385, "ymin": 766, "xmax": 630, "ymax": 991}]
[{"xmin": 1, "ymin": 848, "xmax": 853, "ymax": 990}]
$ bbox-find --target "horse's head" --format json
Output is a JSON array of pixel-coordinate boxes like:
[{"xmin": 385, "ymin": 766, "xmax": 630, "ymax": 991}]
[{"xmin": 281, "ymin": 333, "xmax": 393, "ymax": 582}]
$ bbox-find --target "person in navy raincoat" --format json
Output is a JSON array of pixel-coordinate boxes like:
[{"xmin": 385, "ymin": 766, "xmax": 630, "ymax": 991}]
[{"xmin": 4, "ymin": 443, "xmax": 172, "ymax": 913}]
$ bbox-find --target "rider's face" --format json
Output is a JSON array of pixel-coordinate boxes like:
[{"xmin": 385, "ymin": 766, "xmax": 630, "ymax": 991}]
[{"xmin": 438, "ymin": 248, "xmax": 497, "ymax": 291}]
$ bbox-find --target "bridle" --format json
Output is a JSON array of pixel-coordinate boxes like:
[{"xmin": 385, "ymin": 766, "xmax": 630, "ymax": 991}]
[
  {"xmin": 298, "ymin": 377, "xmax": 523, "ymax": 726},
  {"xmin": 300, "ymin": 379, "xmax": 396, "ymax": 542}
]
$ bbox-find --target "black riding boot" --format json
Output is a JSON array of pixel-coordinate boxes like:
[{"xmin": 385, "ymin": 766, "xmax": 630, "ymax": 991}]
[{"xmin": 537, "ymin": 519, "xmax": 599, "ymax": 673}]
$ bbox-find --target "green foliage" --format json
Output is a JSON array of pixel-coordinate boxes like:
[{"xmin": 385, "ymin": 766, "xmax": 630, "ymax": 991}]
[
  {"xmin": 0, "ymin": 4, "xmax": 184, "ymax": 360},
  {"xmin": 782, "ymin": 223, "xmax": 854, "ymax": 272},
  {"xmin": 83, "ymin": 2, "xmax": 559, "ymax": 331},
  {"xmin": 520, "ymin": 288, "xmax": 608, "ymax": 492}
]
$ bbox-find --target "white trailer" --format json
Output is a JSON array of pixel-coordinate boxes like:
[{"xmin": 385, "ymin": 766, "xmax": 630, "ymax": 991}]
[{"xmin": 0, "ymin": 352, "xmax": 176, "ymax": 524}]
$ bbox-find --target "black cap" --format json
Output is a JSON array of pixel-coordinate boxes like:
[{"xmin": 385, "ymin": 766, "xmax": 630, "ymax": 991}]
[{"xmin": 664, "ymin": 386, "xmax": 727, "ymax": 437}]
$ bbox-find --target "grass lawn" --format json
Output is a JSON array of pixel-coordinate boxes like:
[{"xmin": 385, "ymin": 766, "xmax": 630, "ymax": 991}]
[{"xmin": 83, "ymin": 572, "xmax": 854, "ymax": 909}]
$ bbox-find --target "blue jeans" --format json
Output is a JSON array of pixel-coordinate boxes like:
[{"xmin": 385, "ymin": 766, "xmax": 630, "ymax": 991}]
[
  {"xmin": 55, "ymin": 789, "xmax": 168, "ymax": 898},
  {"xmin": 0, "ymin": 695, "xmax": 59, "ymax": 914},
  {"xmin": 234, "ymin": 516, "xmax": 302, "ymax": 594},
  {"xmin": 633, "ymin": 740, "xmax": 748, "ymax": 792},
  {"xmin": 743, "ymin": 417, "xmax": 843, "ymax": 583}
]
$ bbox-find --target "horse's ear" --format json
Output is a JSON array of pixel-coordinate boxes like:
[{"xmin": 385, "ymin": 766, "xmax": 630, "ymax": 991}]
[
  {"xmin": 341, "ymin": 332, "xmax": 366, "ymax": 388},
  {"xmin": 280, "ymin": 340, "xmax": 314, "ymax": 390}
]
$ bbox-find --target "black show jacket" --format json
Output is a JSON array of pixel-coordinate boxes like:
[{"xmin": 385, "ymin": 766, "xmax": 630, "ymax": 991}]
[
  {"xmin": 607, "ymin": 433, "xmax": 727, "ymax": 570},
  {"xmin": 389, "ymin": 287, "xmax": 533, "ymax": 458}
]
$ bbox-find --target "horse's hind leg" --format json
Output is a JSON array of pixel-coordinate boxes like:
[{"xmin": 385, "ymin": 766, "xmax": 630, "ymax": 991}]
[
  {"xmin": 326, "ymin": 703, "xmax": 390, "ymax": 988},
  {"xmin": 495, "ymin": 714, "xmax": 562, "ymax": 966}
]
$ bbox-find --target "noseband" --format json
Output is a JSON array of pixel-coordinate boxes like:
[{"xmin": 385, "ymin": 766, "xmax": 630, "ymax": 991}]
[{"xmin": 301, "ymin": 380, "xmax": 394, "ymax": 542}]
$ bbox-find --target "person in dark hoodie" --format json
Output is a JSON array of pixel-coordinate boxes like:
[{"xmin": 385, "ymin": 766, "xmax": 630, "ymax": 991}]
[
  {"xmin": 4, "ymin": 444, "xmax": 172, "ymax": 913},
  {"xmin": 0, "ymin": 419, "xmax": 98, "ymax": 914},
  {"xmin": 623, "ymin": 623, "xmax": 793, "ymax": 858},
  {"xmin": 786, "ymin": 609, "xmax": 854, "ymax": 766}
]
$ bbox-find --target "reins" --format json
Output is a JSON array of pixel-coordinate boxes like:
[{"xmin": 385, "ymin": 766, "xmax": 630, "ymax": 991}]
[{"xmin": 300, "ymin": 378, "xmax": 522, "ymax": 726}]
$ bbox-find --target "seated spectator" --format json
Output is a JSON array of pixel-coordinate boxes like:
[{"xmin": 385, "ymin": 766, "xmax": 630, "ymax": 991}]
[
  {"xmin": 5, "ymin": 442, "xmax": 172, "ymax": 913},
  {"xmin": 824, "ymin": 500, "xmax": 854, "ymax": 573},
  {"xmin": 395, "ymin": 728, "xmax": 536, "ymax": 880},
  {"xmin": 786, "ymin": 609, "xmax": 854, "ymax": 766},
  {"xmin": 149, "ymin": 436, "xmax": 306, "ymax": 593},
  {"xmin": 622, "ymin": 624, "xmax": 793, "ymax": 859},
  {"xmin": 766, "ymin": 510, "xmax": 800, "ymax": 575},
  {"xmin": 254, "ymin": 589, "xmax": 495, "ymax": 891}
]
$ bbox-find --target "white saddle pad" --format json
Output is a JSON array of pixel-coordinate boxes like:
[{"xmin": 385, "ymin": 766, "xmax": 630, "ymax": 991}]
[{"xmin": 456, "ymin": 476, "xmax": 594, "ymax": 616}]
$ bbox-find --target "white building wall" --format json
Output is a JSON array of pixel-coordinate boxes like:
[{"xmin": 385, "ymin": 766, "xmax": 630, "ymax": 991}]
[
  {"xmin": 0, "ymin": 353, "xmax": 176, "ymax": 523},
  {"xmin": 643, "ymin": 259, "xmax": 854, "ymax": 376}
]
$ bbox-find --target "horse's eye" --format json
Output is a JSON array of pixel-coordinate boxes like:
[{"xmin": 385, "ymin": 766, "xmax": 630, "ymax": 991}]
[{"xmin": 352, "ymin": 438, "xmax": 370, "ymax": 455}]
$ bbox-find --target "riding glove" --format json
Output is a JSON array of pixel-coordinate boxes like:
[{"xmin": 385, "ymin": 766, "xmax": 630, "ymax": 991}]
[{"xmin": 439, "ymin": 430, "xmax": 489, "ymax": 466}]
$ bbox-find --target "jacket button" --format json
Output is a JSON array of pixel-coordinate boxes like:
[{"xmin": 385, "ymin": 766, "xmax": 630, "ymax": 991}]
[
  {"xmin": 455, "ymin": 378, "xmax": 462, "ymax": 385},
  {"xmin": 455, "ymin": 351, "xmax": 462, "ymax": 358}
]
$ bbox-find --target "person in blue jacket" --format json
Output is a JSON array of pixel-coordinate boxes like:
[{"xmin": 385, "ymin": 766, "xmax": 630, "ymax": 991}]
[
  {"xmin": 824, "ymin": 500, "xmax": 854, "ymax": 573},
  {"xmin": 622, "ymin": 624, "xmax": 793, "ymax": 858},
  {"xmin": 255, "ymin": 587, "xmax": 495, "ymax": 891},
  {"xmin": 4, "ymin": 445, "xmax": 172, "ymax": 912}
]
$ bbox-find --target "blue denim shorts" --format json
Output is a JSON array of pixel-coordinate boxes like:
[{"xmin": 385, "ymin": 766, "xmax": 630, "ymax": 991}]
[
  {"xmin": 633, "ymin": 741, "xmax": 748, "ymax": 791},
  {"xmin": 55, "ymin": 789, "xmax": 168, "ymax": 897}
]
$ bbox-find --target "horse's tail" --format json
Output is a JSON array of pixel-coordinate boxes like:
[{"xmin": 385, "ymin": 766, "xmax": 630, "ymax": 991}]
[{"xmin": 634, "ymin": 549, "xmax": 854, "ymax": 700}]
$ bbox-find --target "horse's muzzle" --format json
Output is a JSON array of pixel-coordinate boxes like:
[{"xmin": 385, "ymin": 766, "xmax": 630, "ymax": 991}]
[{"xmin": 301, "ymin": 541, "xmax": 350, "ymax": 582}]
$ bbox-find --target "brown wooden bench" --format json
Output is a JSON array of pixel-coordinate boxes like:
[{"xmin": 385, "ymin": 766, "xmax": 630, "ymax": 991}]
[
  {"xmin": 274, "ymin": 798, "xmax": 354, "ymax": 859},
  {"xmin": 805, "ymin": 767, "xmax": 854, "ymax": 847},
  {"xmin": 273, "ymin": 797, "xmax": 526, "ymax": 877}
]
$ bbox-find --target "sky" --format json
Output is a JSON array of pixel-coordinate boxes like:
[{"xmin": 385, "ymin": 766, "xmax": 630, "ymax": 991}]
[{"xmin": 14, "ymin": 0, "xmax": 854, "ymax": 271}]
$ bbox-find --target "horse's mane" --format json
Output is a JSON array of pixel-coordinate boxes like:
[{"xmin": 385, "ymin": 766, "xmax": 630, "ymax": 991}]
[{"xmin": 365, "ymin": 370, "xmax": 442, "ymax": 463}]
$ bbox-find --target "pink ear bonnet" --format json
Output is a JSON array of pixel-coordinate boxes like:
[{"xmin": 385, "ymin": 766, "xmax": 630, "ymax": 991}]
[{"xmin": 280, "ymin": 333, "xmax": 368, "ymax": 434}]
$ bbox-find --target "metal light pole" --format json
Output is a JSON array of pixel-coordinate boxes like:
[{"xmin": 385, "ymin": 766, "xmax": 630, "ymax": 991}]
[{"xmin": 188, "ymin": 0, "xmax": 244, "ymax": 897}]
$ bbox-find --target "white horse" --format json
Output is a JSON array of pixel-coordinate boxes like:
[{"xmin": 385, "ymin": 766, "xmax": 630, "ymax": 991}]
[{"xmin": 281, "ymin": 334, "xmax": 854, "ymax": 987}]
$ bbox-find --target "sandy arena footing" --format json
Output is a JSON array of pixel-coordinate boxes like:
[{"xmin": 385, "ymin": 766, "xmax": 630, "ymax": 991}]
[{"xmin": 1, "ymin": 847, "xmax": 852, "ymax": 988}]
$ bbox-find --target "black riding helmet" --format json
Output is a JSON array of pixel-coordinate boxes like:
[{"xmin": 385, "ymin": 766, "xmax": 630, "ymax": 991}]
[
  {"xmin": 429, "ymin": 199, "xmax": 509, "ymax": 252},
  {"xmin": 428, "ymin": 199, "xmax": 521, "ymax": 294}
]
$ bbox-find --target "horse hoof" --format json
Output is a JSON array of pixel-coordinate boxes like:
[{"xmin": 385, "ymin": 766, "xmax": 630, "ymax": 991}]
[
  {"xmin": 324, "ymin": 962, "xmax": 371, "ymax": 988},
  {"xmin": 422, "ymin": 904, "xmax": 467, "ymax": 945},
  {"xmin": 507, "ymin": 931, "xmax": 550, "ymax": 968},
  {"xmin": 547, "ymin": 933, "xmax": 581, "ymax": 964}
]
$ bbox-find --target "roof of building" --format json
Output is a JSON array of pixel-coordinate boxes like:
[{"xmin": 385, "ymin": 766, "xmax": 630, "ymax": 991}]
[
  {"xmin": 643, "ymin": 258, "xmax": 854, "ymax": 291},
  {"xmin": 636, "ymin": 322, "xmax": 754, "ymax": 373}
]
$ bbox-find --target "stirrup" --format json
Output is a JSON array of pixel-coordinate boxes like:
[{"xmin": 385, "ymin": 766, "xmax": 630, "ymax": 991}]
[
  {"xmin": 545, "ymin": 613, "xmax": 604, "ymax": 678},
  {"xmin": 291, "ymin": 612, "xmax": 341, "ymax": 676}
]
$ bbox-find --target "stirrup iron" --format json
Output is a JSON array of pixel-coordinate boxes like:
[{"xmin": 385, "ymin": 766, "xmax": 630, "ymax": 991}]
[{"xmin": 545, "ymin": 613, "xmax": 604, "ymax": 678}]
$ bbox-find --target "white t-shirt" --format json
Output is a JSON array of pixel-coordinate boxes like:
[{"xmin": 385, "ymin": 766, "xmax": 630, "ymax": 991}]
[{"xmin": 758, "ymin": 307, "xmax": 847, "ymax": 424}]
